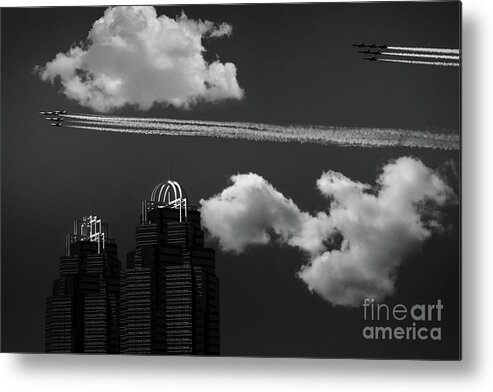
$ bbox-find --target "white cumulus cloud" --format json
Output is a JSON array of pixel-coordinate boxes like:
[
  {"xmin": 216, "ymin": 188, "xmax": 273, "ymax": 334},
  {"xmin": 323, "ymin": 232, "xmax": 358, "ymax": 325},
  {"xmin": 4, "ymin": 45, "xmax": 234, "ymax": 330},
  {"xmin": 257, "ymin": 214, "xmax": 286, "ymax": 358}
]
[
  {"xmin": 199, "ymin": 157, "xmax": 456, "ymax": 307},
  {"xmin": 199, "ymin": 173, "xmax": 332, "ymax": 254},
  {"xmin": 35, "ymin": 6, "xmax": 243, "ymax": 112}
]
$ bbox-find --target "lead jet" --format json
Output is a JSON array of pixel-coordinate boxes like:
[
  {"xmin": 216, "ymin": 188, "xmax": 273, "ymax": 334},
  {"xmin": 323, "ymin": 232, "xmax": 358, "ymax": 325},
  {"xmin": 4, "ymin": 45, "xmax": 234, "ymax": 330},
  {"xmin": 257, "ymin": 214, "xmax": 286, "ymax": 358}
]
[
  {"xmin": 352, "ymin": 43, "xmax": 367, "ymax": 48},
  {"xmin": 369, "ymin": 50, "xmax": 382, "ymax": 55},
  {"xmin": 50, "ymin": 122, "xmax": 63, "ymax": 127},
  {"xmin": 376, "ymin": 44, "xmax": 387, "ymax": 49},
  {"xmin": 357, "ymin": 49, "xmax": 372, "ymax": 54},
  {"xmin": 44, "ymin": 117, "xmax": 64, "ymax": 122},
  {"xmin": 363, "ymin": 56, "xmax": 378, "ymax": 62}
]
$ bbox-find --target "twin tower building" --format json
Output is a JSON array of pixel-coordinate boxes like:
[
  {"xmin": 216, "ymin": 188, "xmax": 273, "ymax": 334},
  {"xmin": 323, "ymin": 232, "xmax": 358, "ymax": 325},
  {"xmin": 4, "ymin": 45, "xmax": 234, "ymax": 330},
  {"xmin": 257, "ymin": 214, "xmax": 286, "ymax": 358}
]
[{"xmin": 45, "ymin": 180, "xmax": 220, "ymax": 355}]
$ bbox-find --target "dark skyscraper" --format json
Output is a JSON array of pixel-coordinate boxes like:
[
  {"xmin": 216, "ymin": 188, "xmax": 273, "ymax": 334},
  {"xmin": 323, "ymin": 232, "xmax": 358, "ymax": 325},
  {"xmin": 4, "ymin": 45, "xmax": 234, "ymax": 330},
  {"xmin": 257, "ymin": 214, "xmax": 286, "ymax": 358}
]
[
  {"xmin": 121, "ymin": 180, "xmax": 220, "ymax": 355},
  {"xmin": 45, "ymin": 215, "xmax": 121, "ymax": 353}
]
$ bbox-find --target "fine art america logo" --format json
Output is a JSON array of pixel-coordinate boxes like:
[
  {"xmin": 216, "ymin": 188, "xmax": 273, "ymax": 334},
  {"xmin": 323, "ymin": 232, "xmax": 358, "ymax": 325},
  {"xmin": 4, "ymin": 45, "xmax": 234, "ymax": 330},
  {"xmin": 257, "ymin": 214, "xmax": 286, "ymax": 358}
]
[{"xmin": 362, "ymin": 298, "xmax": 444, "ymax": 341}]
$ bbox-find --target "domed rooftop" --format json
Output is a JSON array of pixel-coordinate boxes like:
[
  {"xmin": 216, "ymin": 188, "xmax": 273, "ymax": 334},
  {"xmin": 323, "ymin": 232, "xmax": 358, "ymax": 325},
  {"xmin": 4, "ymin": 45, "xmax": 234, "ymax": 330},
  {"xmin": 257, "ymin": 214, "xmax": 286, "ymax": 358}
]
[{"xmin": 150, "ymin": 180, "xmax": 187, "ymax": 204}]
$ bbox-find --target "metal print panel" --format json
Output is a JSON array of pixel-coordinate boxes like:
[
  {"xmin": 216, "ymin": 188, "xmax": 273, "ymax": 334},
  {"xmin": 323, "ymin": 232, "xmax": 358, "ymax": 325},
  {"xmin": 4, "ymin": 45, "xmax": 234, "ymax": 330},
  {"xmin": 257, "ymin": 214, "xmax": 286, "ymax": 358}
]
[{"xmin": 0, "ymin": 1, "xmax": 461, "ymax": 359}]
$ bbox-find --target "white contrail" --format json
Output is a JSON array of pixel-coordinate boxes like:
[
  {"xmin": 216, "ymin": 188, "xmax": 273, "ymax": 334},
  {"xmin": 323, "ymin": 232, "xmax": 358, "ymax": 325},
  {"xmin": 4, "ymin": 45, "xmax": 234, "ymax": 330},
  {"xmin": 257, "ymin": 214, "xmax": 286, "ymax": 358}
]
[
  {"xmin": 62, "ymin": 114, "xmax": 460, "ymax": 150},
  {"xmin": 382, "ymin": 51, "xmax": 460, "ymax": 60},
  {"xmin": 65, "ymin": 113, "xmax": 275, "ymax": 132},
  {"xmin": 387, "ymin": 46, "xmax": 460, "ymax": 55},
  {"xmin": 379, "ymin": 58, "xmax": 460, "ymax": 67}
]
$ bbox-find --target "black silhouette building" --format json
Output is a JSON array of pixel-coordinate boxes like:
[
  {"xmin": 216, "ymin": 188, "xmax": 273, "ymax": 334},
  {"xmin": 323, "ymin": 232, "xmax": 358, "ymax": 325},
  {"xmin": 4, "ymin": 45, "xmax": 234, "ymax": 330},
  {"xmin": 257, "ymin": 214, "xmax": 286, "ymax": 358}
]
[
  {"xmin": 121, "ymin": 180, "xmax": 220, "ymax": 355},
  {"xmin": 45, "ymin": 215, "xmax": 121, "ymax": 353}
]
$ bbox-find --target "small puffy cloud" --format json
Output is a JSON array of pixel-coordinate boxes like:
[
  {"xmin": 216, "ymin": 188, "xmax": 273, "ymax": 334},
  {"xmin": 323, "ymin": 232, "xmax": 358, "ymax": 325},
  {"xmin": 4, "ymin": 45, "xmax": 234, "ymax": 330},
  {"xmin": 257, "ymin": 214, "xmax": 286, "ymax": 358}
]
[
  {"xmin": 200, "ymin": 157, "xmax": 455, "ymax": 307},
  {"xmin": 199, "ymin": 173, "xmax": 331, "ymax": 254},
  {"xmin": 35, "ymin": 6, "xmax": 243, "ymax": 112}
]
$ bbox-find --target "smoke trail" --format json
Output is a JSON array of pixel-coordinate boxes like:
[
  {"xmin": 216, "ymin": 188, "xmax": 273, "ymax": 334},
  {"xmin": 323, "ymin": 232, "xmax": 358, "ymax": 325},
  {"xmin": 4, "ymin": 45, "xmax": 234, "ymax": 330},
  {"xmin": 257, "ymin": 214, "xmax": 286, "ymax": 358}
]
[
  {"xmin": 387, "ymin": 46, "xmax": 460, "ymax": 55},
  {"xmin": 382, "ymin": 51, "xmax": 460, "ymax": 60},
  {"xmin": 379, "ymin": 58, "xmax": 460, "ymax": 67},
  {"xmin": 65, "ymin": 113, "xmax": 284, "ymax": 132},
  {"xmin": 62, "ymin": 114, "xmax": 460, "ymax": 150}
]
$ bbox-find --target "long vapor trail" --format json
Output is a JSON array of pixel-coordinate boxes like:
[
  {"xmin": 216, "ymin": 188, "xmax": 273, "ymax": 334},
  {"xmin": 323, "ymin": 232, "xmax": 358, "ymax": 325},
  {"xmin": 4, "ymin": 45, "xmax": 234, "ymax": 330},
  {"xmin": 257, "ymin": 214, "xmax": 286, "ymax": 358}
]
[
  {"xmin": 387, "ymin": 46, "xmax": 460, "ymax": 55},
  {"xmin": 382, "ymin": 51, "xmax": 460, "ymax": 60},
  {"xmin": 61, "ymin": 114, "xmax": 460, "ymax": 150},
  {"xmin": 379, "ymin": 58, "xmax": 460, "ymax": 67}
]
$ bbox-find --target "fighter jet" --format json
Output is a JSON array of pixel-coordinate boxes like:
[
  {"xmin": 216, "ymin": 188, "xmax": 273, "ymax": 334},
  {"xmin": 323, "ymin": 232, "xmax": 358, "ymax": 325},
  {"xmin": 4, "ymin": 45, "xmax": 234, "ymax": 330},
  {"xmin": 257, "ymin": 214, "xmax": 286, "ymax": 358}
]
[
  {"xmin": 50, "ymin": 122, "xmax": 63, "ymax": 127},
  {"xmin": 369, "ymin": 50, "xmax": 382, "ymax": 55},
  {"xmin": 352, "ymin": 43, "xmax": 367, "ymax": 48},
  {"xmin": 363, "ymin": 56, "xmax": 378, "ymax": 62},
  {"xmin": 376, "ymin": 44, "xmax": 387, "ymax": 49},
  {"xmin": 357, "ymin": 50, "xmax": 372, "ymax": 54},
  {"xmin": 44, "ymin": 117, "xmax": 64, "ymax": 122}
]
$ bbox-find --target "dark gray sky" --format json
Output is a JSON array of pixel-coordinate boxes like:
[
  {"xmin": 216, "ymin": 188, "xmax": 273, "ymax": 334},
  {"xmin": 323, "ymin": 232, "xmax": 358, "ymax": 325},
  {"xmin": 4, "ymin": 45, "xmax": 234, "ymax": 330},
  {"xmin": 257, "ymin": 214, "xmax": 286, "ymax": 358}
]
[{"xmin": 1, "ymin": 2, "xmax": 460, "ymax": 358}]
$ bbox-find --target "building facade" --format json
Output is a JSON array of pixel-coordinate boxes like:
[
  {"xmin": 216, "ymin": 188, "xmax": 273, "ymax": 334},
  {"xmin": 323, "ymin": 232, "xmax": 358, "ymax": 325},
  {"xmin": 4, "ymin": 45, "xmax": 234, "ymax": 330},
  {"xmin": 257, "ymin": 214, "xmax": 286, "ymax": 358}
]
[
  {"xmin": 45, "ymin": 215, "xmax": 121, "ymax": 353},
  {"xmin": 121, "ymin": 180, "xmax": 220, "ymax": 355}
]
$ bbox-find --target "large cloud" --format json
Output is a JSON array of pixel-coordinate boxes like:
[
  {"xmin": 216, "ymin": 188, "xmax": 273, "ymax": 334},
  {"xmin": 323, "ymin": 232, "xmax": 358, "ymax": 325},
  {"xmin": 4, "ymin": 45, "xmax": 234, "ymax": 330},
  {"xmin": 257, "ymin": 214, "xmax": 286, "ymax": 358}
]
[
  {"xmin": 35, "ymin": 6, "xmax": 243, "ymax": 112},
  {"xmin": 199, "ymin": 157, "xmax": 456, "ymax": 307}
]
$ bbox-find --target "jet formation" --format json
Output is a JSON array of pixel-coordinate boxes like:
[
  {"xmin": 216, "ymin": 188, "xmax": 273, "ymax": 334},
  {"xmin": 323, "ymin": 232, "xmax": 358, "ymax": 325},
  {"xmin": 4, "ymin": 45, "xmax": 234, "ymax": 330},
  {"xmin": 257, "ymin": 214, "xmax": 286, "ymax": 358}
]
[
  {"xmin": 352, "ymin": 42, "xmax": 388, "ymax": 62},
  {"xmin": 351, "ymin": 43, "xmax": 461, "ymax": 67},
  {"xmin": 353, "ymin": 43, "xmax": 387, "ymax": 63},
  {"xmin": 39, "ymin": 110, "xmax": 66, "ymax": 126}
]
